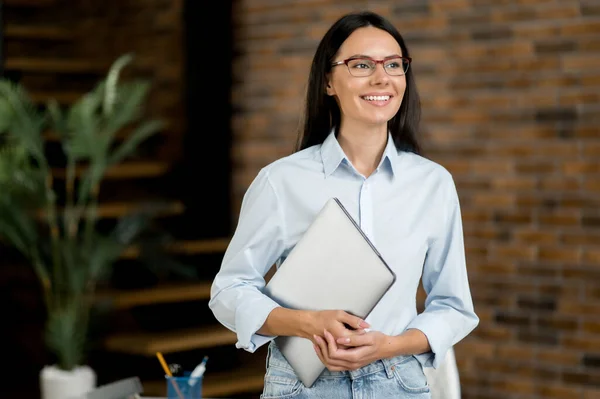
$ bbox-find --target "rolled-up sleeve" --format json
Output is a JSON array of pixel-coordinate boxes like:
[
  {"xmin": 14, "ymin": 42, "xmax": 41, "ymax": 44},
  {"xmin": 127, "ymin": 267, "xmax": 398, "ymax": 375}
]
[
  {"xmin": 407, "ymin": 179, "xmax": 479, "ymax": 369},
  {"xmin": 209, "ymin": 168, "xmax": 285, "ymax": 352}
]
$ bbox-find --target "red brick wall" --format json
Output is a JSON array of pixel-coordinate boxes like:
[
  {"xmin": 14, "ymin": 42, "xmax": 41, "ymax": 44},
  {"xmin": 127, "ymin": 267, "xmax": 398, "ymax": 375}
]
[{"xmin": 231, "ymin": 1, "xmax": 600, "ymax": 398}]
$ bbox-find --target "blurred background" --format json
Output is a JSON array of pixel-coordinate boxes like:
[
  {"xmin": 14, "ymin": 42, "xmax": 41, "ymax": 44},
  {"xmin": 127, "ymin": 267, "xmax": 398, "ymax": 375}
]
[{"xmin": 0, "ymin": 0, "xmax": 598, "ymax": 398}]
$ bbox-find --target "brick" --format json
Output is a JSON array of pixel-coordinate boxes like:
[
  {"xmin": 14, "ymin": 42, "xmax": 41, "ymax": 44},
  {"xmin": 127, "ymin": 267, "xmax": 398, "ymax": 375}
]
[
  {"xmin": 562, "ymin": 370, "xmax": 600, "ymax": 387},
  {"xmin": 583, "ymin": 354, "xmax": 600, "ymax": 368},
  {"xmin": 561, "ymin": 231, "xmax": 600, "ymax": 245},
  {"xmin": 462, "ymin": 209, "xmax": 491, "ymax": 223},
  {"xmin": 559, "ymin": 301, "xmax": 600, "ymax": 317},
  {"xmin": 584, "ymin": 388, "xmax": 600, "ymax": 399},
  {"xmin": 429, "ymin": 0, "xmax": 470, "ymax": 13},
  {"xmin": 517, "ymin": 194, "xmax": 560, "ymax": 209},
  {"xmin": 535, "ymin": 107, "xmax": 578, "ymax": 122},
  {"xmin": 537, "ymin": 348, "xmax": 582, "ymax": 367},
  {"xmin": 561, "ymin": 266, "xmax": 600, "ymax": 282},
  {"xmin": 514, "ymin": 229, "xmax": 557, "ymax": 244},
  {"xmin": 471, "ymin": 160, "xmax": 513, "ymax": 174},
  {"xmin": 478, "ymin": 261, "xmax": 515, "ymax": 275},
  {"xmin": 513, "ymin": 23, "xmax": 561, "ymax": 39},
  {"xmin": 583, "ymin": 249, "xmax": 600, "ymax": 264},
  {"xmin": 584, "ymin": 321, "xmax": 600, "ymax": 335},
  {"xmin": 396, "ymin": 14, "xmax": 448, "ymax": 32},
  {"xmin": 457, "ymin": 340, "xmax": 496, "ymax": 358},
  {"xmin": 488, "ymin": 143, "xmax": 537, "ymax": 157},
  {"xmin": 537, "ymin": 3, "xmax": 581, "ymax": 19},
  {"xmin": 516, "ymin": 160, "xmax": 556, "ymax": 174},
  {"xmin": 496, "ymin": 343, "xmax": 534, "ymax": 361},
  {"xmin": 465, "ymin": 225, "xmax": 511, "ymax": 240},
  {"xmin": 561, "ymin": 90, "xmax": 600, "ymax": 105},
  {"xmin": 540, "ymin": 178, "xmax": 581, "ymax": 192},
  {"xmin": 539, "ymin": 211, "xmax": 581, "ymax": 226},
  {"xmin": 538, "ymin": 384, "xmax": 583, "ymax": 399},
  {"xmin": 539, "ymin": 247, "xmax": 581, "ymax": 263},
  {"xmin": 518, "ymin": 263, "xmax": 561, "ymax": 279},
  {"xmin": 472, "ymin": 193, "xmax": 515, "ymax": 208},
  {"xmin": 583, "ymin": 142, "xmax": 600, "ymax": 157},
  {"xmin": 517, "ymin": 295, "xmax": 556, "ymax": 311},
  {"xmin": 491, "ymin": 177, "xmax": 537, "ymax": 190},
  {"xmin": 561, "ymin": 20, "xmax": 600, "ymax": 35},
  {"xmin": 455, "ymin": 177, "xmax": 492, "ymax": 191},
  {"xmin": 466, "ymin": 245, "xmax": 489, "ymax": 259},
  {"xmin": 485, "ymin": 125, "xmax": 557, "ymax": 140},
  {"xmin": 582, "ymin": 0, "xmax": 600, "ymax": 16},
  {"xmin": 537, "ymin": 315, "xmax": 579, "ymax": 333},
  {"xmin": 471, "ymin": 26, "xmax": 513, "ymax": 41},
  {"xmin": 539, "ymin": 282, "xmax": 581, "ymax": 298},
  {"xmin": 535, "ymin": 39, "xmax": 577, "ymax": 54},
  {"xmin": 560, "ymin": 195, "xmax": 600, "ymax": 210},
  {"xmin": 490, "ymin": 243, "xmax": 536, "ymax": 261},
  {"xmin": 537, "ymin": 74, "xmax": 580, "ymax": 88},
  {"xmin": 563, "ymin": 161, "xmax": 600, "ymax": 175},
  {"xmin": 517, "ymin": 328, "xmax": 560, "ymax": 346},
  {"xmin": 491, "ymin": 377, "xmax": 536, "ymax": 395}
]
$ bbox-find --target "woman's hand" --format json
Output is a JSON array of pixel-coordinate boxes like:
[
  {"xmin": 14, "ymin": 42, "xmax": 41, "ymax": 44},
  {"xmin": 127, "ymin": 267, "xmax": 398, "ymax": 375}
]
[
  {"xmin": 312, "ymin": 329, "xmax": 392, "ymax": 371},
  {"xmin": 305, "ymin": 310, "xmax": 370, "ymax": 341}
]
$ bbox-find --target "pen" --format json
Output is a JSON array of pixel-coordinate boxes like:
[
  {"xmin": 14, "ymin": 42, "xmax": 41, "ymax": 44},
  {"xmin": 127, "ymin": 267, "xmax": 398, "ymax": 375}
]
[
  {"xmin": 188, "ymin": 355, "xmax": 209, "ymax": 387},
  {"xmin": 156, "ymin": 352, "xmax": 185, "ymax": 399}
]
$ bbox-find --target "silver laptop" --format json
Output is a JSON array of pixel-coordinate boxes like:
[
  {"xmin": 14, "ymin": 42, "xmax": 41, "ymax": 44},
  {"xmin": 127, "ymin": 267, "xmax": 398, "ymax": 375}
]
[{"xmin": 263, "ymin": 197, "xmax": 396, "ymax": 387}]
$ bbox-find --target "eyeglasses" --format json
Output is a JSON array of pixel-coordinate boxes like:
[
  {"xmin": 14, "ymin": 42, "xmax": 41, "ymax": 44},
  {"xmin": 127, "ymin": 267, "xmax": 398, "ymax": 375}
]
[{"xmin": 331, "ymin": 56, "xmax": 412, "ymax": 77}]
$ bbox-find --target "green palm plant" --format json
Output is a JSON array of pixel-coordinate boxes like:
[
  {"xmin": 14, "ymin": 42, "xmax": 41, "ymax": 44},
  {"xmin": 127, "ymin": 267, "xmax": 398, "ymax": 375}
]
[{"xmin": 0, "ymin": 54, "xmax": 166, "ymax": 371}]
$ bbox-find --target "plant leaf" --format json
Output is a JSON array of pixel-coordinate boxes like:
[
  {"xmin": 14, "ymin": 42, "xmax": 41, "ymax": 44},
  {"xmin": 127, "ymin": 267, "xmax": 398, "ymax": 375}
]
[
  {"xmin": 103, "ymin": 53, "xmax": 134, "ymax": 117},
  {"xmin": 45, "ymin": 301, "xmax": 87, "ymax": 370},
  {"xmin": 108, "ymin": 119, "xmax": 164, "ymax": 165}
]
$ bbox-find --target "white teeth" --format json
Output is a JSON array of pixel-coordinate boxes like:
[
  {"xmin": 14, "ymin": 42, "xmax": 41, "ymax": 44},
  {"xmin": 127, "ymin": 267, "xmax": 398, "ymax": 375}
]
[{"xmin": 362, "ymin": 95, "xmax": 390, "ymax": 101}]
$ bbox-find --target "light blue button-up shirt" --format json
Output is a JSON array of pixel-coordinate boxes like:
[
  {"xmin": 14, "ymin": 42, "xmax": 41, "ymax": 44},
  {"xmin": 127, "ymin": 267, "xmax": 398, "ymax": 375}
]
[{"xmin": 209, "ymin": 131, "xmax": 479, "ymax": 368}]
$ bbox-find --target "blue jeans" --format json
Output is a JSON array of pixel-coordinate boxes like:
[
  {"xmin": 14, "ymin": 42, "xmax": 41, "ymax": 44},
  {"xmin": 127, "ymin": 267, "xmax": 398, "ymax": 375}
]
[{"xmin": 261, "ymin": 341, "xmax": 431, "ymax": 399}]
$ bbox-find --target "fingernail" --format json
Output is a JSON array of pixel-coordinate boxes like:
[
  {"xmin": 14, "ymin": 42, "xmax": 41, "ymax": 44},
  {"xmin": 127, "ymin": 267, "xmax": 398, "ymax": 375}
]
[
  {"xmin": 338, "ymin": 337, "xmax": 350, "ymax": 344},
  {"xmin": 359, "ymin": 321, "xmax": 370, "ymax": 328}
]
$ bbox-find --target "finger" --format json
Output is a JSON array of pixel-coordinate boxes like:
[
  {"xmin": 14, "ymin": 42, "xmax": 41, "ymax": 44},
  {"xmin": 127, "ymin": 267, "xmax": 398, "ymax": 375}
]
[
  {"xmin": 319, "ymin": 332, "xmax": 355, "ymax": 369},
  {"xmin": 336, "ymin": 333, "xmax": 375, "ymax": 347},
  {"xmin": 313, "ymin": 342, "xmax": 326, "ymax": 365},
  {"xmin": 341, "ymin": 312, "xmax": 370, "ymax": 330},
  {"xmin": 315, "ymin": 335, "xmax": 344, "ymax": 369},
  {"xmin": 324, "ymin": 329, "xmax": 341, "ymax": 358},
  {"xmin": 313, "ymin": 334, "xmax": 328, "ymax": 358},
  {"xmin": 333, "ymin": 326, "xmax": 366, "ymax": 341},
  {"xmin": 324, "ymin": 330, "xmax": 344, "ymax": 360}
]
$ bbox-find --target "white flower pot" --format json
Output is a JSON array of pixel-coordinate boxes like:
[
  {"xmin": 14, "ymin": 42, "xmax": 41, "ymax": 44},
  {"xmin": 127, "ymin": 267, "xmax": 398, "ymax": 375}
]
[{"xmin": 40, "ymin": 364, "xmax": 96, "ymax": 399}]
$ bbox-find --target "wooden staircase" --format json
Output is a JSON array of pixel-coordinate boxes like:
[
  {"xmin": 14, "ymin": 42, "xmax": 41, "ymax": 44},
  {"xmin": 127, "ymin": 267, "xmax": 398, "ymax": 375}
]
[{"xmin": 1, "ymin": 2, "xmax": 262, "ymax": 398}]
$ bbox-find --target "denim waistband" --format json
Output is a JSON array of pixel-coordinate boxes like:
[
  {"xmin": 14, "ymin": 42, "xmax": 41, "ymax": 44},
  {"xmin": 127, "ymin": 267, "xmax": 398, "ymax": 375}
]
[{"xmin": 268, "ymin": 341, "xmax": 414, "ymax": 380}]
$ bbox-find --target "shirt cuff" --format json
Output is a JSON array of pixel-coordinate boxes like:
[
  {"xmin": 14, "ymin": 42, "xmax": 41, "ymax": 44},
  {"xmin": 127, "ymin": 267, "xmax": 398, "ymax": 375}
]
[
  {"xmin": 234, "ymin": 294, "xmax": 281, "ymax": 353},
  {"xmin": 406, "ymin": 313, "xmax": 454, "ymax": 369}
]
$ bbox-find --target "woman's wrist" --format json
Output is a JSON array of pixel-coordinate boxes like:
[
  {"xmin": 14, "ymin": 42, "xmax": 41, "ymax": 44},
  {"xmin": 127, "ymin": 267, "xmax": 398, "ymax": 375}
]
[
  {"xmin": 260, "ymin": 307, "xmax": 316, "ymax": 339},
  {"xmin": 380, "ymin": 329, "xmax": 431, "ymax": 359},
  {"xmin": 380, "ymin": 334, "xmax": 405, "ymax": 359},
  {"xmin": 295, "ymin": 310, "xmax": 318, "ymax": 339}
]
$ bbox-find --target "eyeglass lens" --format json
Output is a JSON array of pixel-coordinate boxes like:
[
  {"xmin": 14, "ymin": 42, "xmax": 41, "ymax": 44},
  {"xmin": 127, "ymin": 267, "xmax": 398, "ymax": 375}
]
[{"xmin": 346, "ymin": 57, "xmax": 409, "ymax": 76}]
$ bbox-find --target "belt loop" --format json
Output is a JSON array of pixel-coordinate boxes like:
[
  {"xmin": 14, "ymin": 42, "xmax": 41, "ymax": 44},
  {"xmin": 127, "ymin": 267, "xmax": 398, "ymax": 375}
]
[
  {"xmin": 265, "ymin": 341, "xmax": 273, "ymax": 370},
  {"xmin": 382, "ymin": 358, "xmax": 395, "ymax": 379}
]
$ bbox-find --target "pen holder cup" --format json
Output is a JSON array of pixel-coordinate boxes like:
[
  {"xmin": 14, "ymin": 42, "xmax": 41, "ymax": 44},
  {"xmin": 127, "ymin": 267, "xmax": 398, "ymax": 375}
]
[{"xmin": 165, "ymin": 373, "xmax": 203, "ymax": 399}]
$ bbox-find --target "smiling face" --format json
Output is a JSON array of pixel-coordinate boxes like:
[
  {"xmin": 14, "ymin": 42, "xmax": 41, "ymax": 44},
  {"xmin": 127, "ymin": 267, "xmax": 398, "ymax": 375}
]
[{"xmin": 327, "ymin": 26, "xmax": 407, "ymax": 130}]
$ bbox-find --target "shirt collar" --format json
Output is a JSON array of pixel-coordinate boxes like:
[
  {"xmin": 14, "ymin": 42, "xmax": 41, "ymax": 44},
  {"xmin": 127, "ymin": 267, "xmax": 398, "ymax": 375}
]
[{"xmin": 320, "ymin": 129, "xmax": 400, "ymax": 178}]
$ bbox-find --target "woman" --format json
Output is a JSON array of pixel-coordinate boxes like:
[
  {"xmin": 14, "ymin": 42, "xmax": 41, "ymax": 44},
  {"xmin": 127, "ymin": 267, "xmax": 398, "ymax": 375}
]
[{"xmin": 209, "ymin": 10, "xmax": 478, "ymax": 399}]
